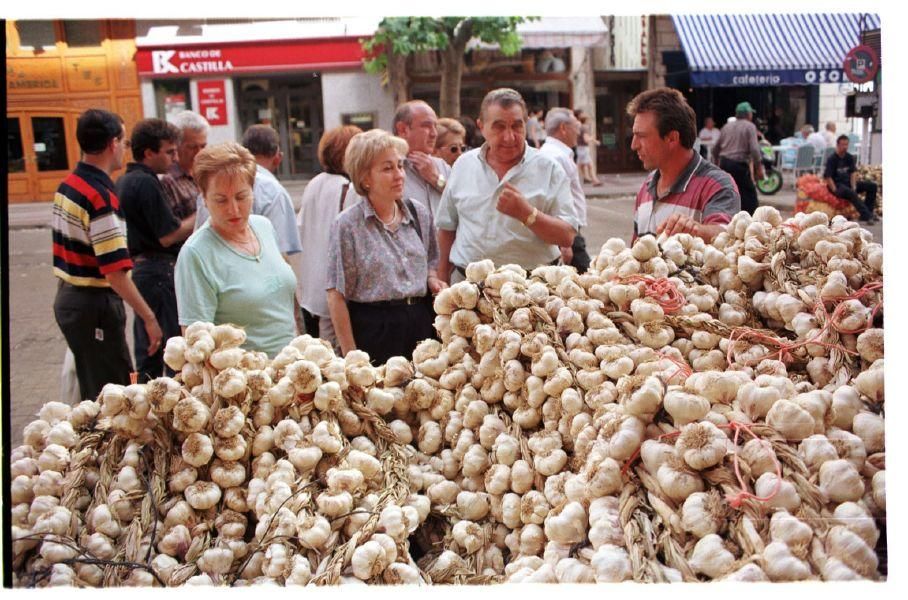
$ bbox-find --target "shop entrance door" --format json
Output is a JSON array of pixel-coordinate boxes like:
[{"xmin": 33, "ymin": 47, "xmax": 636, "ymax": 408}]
[
  {"xmin": 237, "ymin": 76, "xmax": 323, "ymax": 179},
  {"xmin": 595, "ymin": 78, "xmax": 644, "ymax": 173},
  {"xmin": 7, "ymin": 112, "xmax": 78, "ymax": 202}
]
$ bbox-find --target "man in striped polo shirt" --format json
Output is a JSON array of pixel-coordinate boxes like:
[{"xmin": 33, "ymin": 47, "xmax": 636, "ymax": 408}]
[
  {"xmin": 627, "ymin": 88, "xmax": 740, "ymax": 243},
  {"xmin": 52, "ymin": 109, "xmax": 162, "ymax": 401}
]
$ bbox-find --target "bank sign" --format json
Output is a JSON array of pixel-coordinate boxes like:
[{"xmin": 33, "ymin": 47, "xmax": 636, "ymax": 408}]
[
  {"xmin": 136, "ymin": 40, "xmax": 365, "ymax": 77},
  {"xmin": 692, "ymin": 68, "xmax": 849, "ymax": 87}
]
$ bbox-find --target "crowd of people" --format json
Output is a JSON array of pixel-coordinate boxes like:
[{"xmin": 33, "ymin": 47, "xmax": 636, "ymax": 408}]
[{"xmin": 51, "ymin": 86, "xmax": 877, "ymax": 402}]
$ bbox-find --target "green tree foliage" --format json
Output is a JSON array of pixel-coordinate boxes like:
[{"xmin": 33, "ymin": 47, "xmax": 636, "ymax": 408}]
[{"xmin": 362, "ymin": 17, "xmax": 533, "ymax": 117}]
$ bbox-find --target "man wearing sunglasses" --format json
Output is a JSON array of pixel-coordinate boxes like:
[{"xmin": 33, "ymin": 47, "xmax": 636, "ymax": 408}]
[
  {"xmin": 117, "ymin": 118, "xmax": 196, "ymax": 382},
  {"xmin": 392, "ymin": 100, "xmax": 452, "ymax": 219}
]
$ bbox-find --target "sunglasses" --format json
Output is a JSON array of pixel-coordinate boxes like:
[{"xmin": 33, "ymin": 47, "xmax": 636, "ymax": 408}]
[{"xmin": 448, "ymin": 144, "xmax": 468, "ymax": 154}]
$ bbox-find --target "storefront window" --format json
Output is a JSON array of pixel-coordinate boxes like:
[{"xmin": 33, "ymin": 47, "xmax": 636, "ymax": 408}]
[
  {"xmin": 62, "ymin": 20, "xmax": 102, "ymax": 48},
  {"xmin": 154, "ymin": 80, "xmax": 192, "ymax": 123},
  {"xmin": 8, "ymin": 118, "xmax": 26, "ymax": 173},
  {"xmin": 341, "ymin": 112, "xmax": 376, "ymax": 131},
  {"xmin": 16, "ymin": 20, "xmax": 57, "ymax": 51},
  {"xmin": 31, "ymin": 117, "xmax": 69, "ymax": 172}
]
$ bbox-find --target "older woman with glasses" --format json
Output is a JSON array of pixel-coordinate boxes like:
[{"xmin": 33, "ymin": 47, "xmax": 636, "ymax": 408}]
[
  {"xmin": 434, "ymin": 117, "xmax": 468, "ymax": 166},
  {"xmin": 175, "ymin": 142, "xmax": 297, "ymax": 357},
  {"xmin": 327, "ymin": 129, "xmax": 447, "ymax": 365}
]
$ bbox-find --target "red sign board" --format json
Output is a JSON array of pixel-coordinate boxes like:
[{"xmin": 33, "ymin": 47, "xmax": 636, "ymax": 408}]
[
  {"xmin": 136, "ymin": 38, "xmax": 365, "ymax": 77},
  {"xmin": 844, "ymin": 44, "xmax": 880, "ymax": 84},
  {"xmin": 198, "ymin": 80, "xmax": 227, "ymax": 126}
]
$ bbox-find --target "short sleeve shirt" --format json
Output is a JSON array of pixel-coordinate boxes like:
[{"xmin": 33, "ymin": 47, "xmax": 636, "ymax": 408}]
[
  {"xmin": 434, "ymin": 143, "xmax": 579, "ymax": 270},
  {"xmin": 175, "ymin": 215, "xmax": 297, "ymax": 357},
  {"xmin": 824, "ymin": 151, "xmax": 856, "ymax": 188},
  {"xmin": 403, "ymin": 156, "xmax": 451, "ymax": 220},
  {"xmin": 326, "ymin": 198, "xmax": 438, "ymax": 303},
  {"xmin": 633, "ymin": 152, "xmax": 740, "ymax": 241},
  {"xmin": 116, "ymin": 162, "xmax": 182, "ymax": 257}
]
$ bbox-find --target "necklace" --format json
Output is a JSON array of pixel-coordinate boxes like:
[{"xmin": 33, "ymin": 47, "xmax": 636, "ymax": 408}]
[
  {"xmin": 225, "ymin": 226, "xmax": 260, "ymax": 261},
  {"xmin": 376, "ymin": 202, "xmax": 399, "ymax": 228}
]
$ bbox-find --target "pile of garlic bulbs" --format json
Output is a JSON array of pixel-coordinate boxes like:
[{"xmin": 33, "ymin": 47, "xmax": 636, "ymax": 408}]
[{"xmin": 11, "ymin": 206, "xmax": 884, "ymax": 585}]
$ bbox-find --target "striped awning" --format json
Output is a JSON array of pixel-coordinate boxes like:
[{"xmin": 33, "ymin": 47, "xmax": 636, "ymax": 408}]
[{"xmin": 672, "ymin": 13, "xmax": 881, "ymax": 87}]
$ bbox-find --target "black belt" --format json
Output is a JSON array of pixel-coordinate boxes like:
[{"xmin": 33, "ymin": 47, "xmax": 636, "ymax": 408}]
[
  {"xmin": 719, "ymin": 157, "xmax": 749, "ymax": 165},
  {"xmin": 349, "ymin": 296, "xmax": 425, "ymax": 308},
  {"xmin": 134, "ymin": 252, "xmax": 177, "ymax": 263}
]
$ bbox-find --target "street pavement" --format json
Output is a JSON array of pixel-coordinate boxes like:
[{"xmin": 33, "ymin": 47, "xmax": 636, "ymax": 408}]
[{"xmin": 3, "ymin": 173, "xmax": 882, "ymax": 447}]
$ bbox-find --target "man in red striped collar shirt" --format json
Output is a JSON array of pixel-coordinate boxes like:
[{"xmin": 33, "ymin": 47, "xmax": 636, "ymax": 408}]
[
  {"xmin": 627, "ymin": 88, "xmax": 740, "ymax": 243},
  {"xmin": 51, "ymin": 109, "xmax": 162, "ymax": 400}
]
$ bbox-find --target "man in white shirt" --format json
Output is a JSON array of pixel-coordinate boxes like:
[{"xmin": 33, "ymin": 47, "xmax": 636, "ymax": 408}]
[
  {"xmin": 697, "ymin": 116, "xmax": 720, "ymax": 159},
  {"xmin": 435, "ymin": 88, "xmax": 577, "ymax": 282},
  {"xmin": 823, "ymin": 121, "xmax": 837, "ymax": 148},
  {"xmin": 539, "ymin": 107, "xmax": 590, "ymax": 272},
  {"xmin": 194, "ymin": 125, "xmax": 302, "ymax": 259},
  {"xmin": 392, "ymin": 100, "xmax": 451, "ymax": 219},
  {"xmin": 801, "ymin": 124, "xmax": 828, "ymax": 153}
]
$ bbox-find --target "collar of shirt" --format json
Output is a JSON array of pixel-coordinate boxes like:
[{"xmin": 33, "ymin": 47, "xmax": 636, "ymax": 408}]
[
  {"xmin": 75, "ymin": 161, "xmax": 116, "ymax": 190},
  {"xmin": 541, "ymin": 136, "xmax": 573, "ymax": 157},
  {"xmin": 360, "ymin": 198, "xmax": 414, "ymax": 226},
  {"xmin": 125, "ymin": 162, "xmax": 157, "ymax": 177},
  {"xmin": 647, "ymin": 151, "xmax": 702, "ymax": 199},
  {"xmin": 478, "ymin": 141, "xmax": 535, "ymax": 181},
  {"xmin": 255, "ymin": 163, "xmax": 278, "ymax": 182},
  {"xmin": 167, "ymin": 161, "xmax": 193, "ymax": 180}
]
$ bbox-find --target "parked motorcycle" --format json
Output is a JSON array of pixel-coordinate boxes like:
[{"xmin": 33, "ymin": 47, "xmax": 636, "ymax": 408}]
[{"xmin": 756, "ymin": 141, "xmax": 783, "ymax": 195}]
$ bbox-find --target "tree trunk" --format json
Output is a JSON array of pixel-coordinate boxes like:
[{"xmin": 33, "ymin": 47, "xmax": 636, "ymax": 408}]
[
  {"xmin": 439, "ymin": 45, "xmax": 464, "ymax": 117},
  {"xmin": 387, "ymin": 50, "xmax": 410, "ymax": 106}
]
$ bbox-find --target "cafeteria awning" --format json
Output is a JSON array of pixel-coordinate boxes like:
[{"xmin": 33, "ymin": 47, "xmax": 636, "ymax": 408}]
[{"xmin": 672, "ymin": 13, "xmax": 881, "ymax": 87}]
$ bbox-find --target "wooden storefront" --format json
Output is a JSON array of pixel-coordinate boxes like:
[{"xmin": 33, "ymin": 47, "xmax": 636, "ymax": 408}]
[{"xmin": 7, "ymin": 20, "xmax": 143, "ymax": 203}]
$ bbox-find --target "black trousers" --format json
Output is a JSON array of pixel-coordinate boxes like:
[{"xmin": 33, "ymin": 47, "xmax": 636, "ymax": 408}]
[
  {"xmin": 301, "ymin": 307, "xmax": 320, "ymax": 337},
  {"xmin": 347, "ymin": 299, "xmax": 436, "ymax": 366},
  {"xmin": 570, "ymin": 232, "xmax": 591, "ymax": 274},
  {"xmin": 132, "ymin": 256, "xmax": 180, "ymax": 382},
  {"xmin": 835, "ymin": 181, "xmax": 877, "ymax": 220},
  {"xmin": 719, "ymin": 157, "xmax": 759, "ymax": 215},
  {"xmin": 54, "ymin": 282, "xmax": 132, "ymax": 401}
]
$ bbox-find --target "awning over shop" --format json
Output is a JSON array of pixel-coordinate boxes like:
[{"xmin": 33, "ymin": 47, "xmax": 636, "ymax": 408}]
[{"xmin": 672, "ymin": 13, "xmax": 881, "ymax": 87}]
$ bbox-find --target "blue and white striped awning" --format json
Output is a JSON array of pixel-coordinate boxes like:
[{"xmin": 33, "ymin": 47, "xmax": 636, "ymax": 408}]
[{"xmin": 672, "ymin": 13, "xmax": 881, "ymax": 87}]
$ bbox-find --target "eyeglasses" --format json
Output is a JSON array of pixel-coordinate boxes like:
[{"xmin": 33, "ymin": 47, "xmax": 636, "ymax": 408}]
[{"xmin": 448, "ymin": 144, "xmax": 467, "ymax": 154}]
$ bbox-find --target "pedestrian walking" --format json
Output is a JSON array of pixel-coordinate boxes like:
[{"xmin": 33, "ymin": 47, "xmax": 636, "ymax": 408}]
[
  {"xmin": 713, "ymin": 101, "xmax": 763, "ymax": 215},
  {"xmin": 51, "ymin": 109, "xmax": 162, "ymax": 400},
  {"xmin": 326, "ymin": 129, "xmax": 446, "ymax": 365},
  {"xmin": 436, "ymin": 88, "xmax": 577, "ymax": 283},
  {"xmin": 175, "ymin": 142, "xmax": 297, "ymax": 357},
  {"xmin": 117, "ymin": 118, "xmax": 195, "ymax": 382},
  {"xmin": 574, "ymin": 110, "xmax": 603, "ymax": 186},
  {"xmin": 627, "ymin": 88, "xmax": 740, "ymax": 243}
]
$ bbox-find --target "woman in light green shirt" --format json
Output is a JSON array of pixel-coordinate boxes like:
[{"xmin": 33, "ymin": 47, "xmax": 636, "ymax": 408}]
[{"xmin": 175, "ymin": 142, "xmax": 296, "ymax": 357}]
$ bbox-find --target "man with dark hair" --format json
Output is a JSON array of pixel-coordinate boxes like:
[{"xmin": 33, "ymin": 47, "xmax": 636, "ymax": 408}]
[
  {"xmin": 52, "ymin": 109, "xmax": 162, "ymax": 399},
  {"xmin": 117, "ymin": 118, "xmax": 195, "ymax": 382},
  {"xmin": 824, "ymin": 135, "xmax": 878, "ymax": 224},
  {"xmin": 392, "ymin": 100, "xmax": 451, "ymax": 219},
  {"xmin": 160, "ymin": 110, "xmax": 209, "ymax": 220},
  {"xmin": 713, "ymin": 101, "xmax": 763, "ymax": 215},
  {"xmin": 194, "ymin": 124, "xmax": 301, "ymax": 258},
  {"xmin": 627, "ymin": 87, "xmax": 741, "ymax": 243},
  {"xmin": 436, "ymin": 88, "xmax": 577, "ymax": 282}
]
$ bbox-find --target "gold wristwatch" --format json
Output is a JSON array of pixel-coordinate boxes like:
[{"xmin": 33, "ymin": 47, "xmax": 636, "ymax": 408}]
[{"xmin": 524, "ymin": 206, "xmax": 539, "ymax": 227}]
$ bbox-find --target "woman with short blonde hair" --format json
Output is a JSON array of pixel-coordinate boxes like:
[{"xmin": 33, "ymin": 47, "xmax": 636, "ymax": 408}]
[
  {"xmin": 434, "ymin": 117, "xmax": 467, "ymax": 166},
  {"xmin": 175, "ymin": 142, "xmax": 297, "ymax": 357},
  {"xmin": 327, "ymin": 129, "xmax": 447, "ymax": 364}
]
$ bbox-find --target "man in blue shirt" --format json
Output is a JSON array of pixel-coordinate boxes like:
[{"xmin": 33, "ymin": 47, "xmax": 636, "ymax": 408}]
[{"xmin": 824, "ymin": 135, "xmax": 878, "ymax": 224}]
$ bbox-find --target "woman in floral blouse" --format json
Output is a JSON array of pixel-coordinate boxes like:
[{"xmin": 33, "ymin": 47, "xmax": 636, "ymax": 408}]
[{"xmin": 326, "ymin": 129, "xmax": 447, "ymax": 365}]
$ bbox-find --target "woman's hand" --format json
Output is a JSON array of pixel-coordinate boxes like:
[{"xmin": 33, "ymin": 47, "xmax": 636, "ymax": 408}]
[{"xmin": 428, "ymin": 276, "xmax": 448, "ymax": 295}]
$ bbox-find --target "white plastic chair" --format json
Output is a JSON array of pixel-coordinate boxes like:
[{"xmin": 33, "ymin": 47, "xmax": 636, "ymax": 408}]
[{"xmin": 782, "ymin": 144, "xmax": 815, "ymax": 187}]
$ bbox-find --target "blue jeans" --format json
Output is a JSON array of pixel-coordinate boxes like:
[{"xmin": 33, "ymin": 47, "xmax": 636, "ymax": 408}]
[{"xmin": 132, "ymin": 256, "xmax": 180, "ymax": 382}]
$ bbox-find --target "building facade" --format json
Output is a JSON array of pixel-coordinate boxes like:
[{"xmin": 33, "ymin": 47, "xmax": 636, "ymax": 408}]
[
  {"xmin": 7, "ymin": 19, "xmax": 143, "ymax": 202},
  {"xmin": 134, "ymin": 19, "xmax": 395, "ymax": 180}
]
